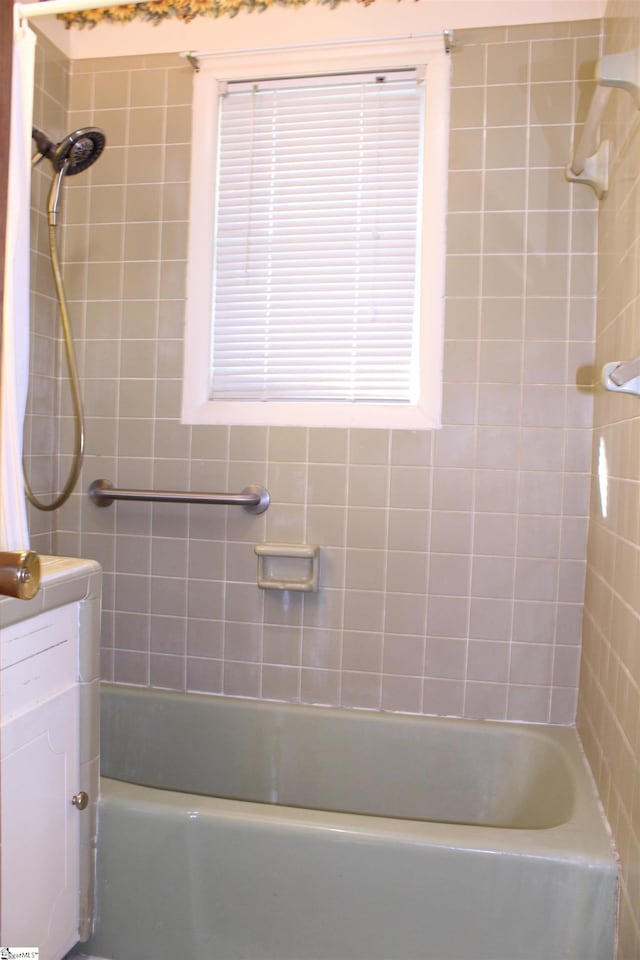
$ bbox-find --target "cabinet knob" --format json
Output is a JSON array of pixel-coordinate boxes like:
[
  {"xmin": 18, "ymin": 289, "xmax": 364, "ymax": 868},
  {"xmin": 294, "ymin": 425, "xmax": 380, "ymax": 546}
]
[{"xmin": 71, "ymin": 791, "xmax": 89, "ymax": 810}]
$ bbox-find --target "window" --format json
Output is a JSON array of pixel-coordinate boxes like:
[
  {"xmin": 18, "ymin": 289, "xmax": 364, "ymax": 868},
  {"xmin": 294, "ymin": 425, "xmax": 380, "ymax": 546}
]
[{"xmin": 182, "ymin": 38, "xmax": 450, "ymax": 429}]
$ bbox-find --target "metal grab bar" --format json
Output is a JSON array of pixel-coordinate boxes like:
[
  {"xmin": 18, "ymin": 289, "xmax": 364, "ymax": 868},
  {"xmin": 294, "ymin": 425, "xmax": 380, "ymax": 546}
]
[
  {"xmin": 88, "ymin": 479, "xmax": 270, "ymax": 514},
  {"xmin": 568, "ymin": 85, "xmax": 612, "ymax": 178}
]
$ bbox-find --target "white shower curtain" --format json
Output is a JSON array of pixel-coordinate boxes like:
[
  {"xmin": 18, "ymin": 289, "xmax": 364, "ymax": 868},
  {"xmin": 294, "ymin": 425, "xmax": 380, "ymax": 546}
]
[{"xmin": 1, "ymin": 18, "xmax": 35, "ymax": 550}]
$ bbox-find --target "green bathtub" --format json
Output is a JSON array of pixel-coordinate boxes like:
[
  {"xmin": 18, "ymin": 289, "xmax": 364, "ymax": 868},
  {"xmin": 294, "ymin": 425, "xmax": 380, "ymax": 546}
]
[{"xmin": 85, "ymin": 683, "xmax": 618, "ymax": 960}]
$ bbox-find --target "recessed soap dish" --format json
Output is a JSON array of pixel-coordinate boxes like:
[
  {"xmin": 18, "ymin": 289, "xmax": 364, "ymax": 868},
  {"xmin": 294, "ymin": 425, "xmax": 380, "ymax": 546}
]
[{"xmin": 254, "ymin": 543, "xmax": 320, "ymax": 592}]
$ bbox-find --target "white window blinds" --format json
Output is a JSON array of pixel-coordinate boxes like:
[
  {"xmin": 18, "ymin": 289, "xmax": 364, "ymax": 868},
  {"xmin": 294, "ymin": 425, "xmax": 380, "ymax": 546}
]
[{"xmin": 211, "ymin": 70, "xmax": 423, "ymax": 404}]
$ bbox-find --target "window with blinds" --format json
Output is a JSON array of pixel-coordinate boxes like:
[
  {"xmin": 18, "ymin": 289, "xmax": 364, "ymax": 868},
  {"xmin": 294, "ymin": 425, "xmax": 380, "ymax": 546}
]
[
  {"xmin": 182, "ymin": 39, "xmax": 450, "ymax": 429},
  {"xmin": 212, "ymin": 71, "xmax": 422, "ymax": 404}
]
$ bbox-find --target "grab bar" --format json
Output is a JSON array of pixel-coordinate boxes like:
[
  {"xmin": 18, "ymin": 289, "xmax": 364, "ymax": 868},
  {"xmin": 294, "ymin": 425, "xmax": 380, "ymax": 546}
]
[
  {"xmin": 565, "ymin": 47, "xmax": 640, "ymax": 200},
  {"xmin": 88, "ymin": 479, "xmax": 270, "ymax": 514},
  {"xmin": 569, "ymin": 85, "xmax": 612, "ymax": 179},
  {"xmin": 602, "ymin": 357, "xmax": 640, "ymax": 397}
]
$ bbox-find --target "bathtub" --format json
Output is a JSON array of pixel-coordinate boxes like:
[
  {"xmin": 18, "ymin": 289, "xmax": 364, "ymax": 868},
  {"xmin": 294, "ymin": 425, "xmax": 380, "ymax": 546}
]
[{"xmin": 86, "ymin": 683, "xmax": 617, "ymax": 960}]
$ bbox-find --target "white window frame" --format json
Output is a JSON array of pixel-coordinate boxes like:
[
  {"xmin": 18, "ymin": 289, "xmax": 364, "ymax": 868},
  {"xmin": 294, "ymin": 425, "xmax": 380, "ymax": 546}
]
[{"xmin": 182, "ymin": 37, "xmax": 450, "ymax": 430}]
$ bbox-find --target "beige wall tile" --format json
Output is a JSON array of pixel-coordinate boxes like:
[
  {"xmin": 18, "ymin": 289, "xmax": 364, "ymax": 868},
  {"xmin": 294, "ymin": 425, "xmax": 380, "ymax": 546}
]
[
  {"xmin": 530, "ymin": 82, "xmax": 574, "ymax": 124},
  {"xmin": 486, "ymin": 84, "xmax": 529, "ymax": 125},
  {"xmin": 390, "ymin": 430, "xmax": 433, "ymax": 467},
  {"xmin": 485, "ymin": 126, "xmax": 527, "ymax": 169},
  {"xmin": 527, "ymin": 212, "xmax": 570, "ymax": 254},
  {"xmin": 130, "ymin": 107, "xmax": 165, "ymax": 146},
  {"xmin": 262, "ymin": 665, "xmax": 301, "ymax": 702},
  {"xmin": 308, "ymin": 428, "xmax": 348, "ymax": 463},
  {"xmin": 480, "ymin": 298, "xmax": 524, "ymax": 339},
  {"xmin": 467, "ymin": 639, "xmax": 509, "ymax": 682},
  {"xmin": 474, "ymin": 468, "xmax": 519, "ymax": 513},
  {"xmin": 530, "ymin": 38, "xmax": 578, "ymax": 82},
  {"xmin": 478, "ymin": 340, "xmax": 523, "ymax": 383},
  {"xmin": 451, "ymin": 42, "xmax": 486, "ymax": 87},
  {"xmin": 386, "ymin": 551, "xmax": 428, "ymax": 594},
  {"xmin": 150, "ymin": 647, "xmax": 186, "ymax": 688},
  {"xmin": 475, "ymin": 427, "xmax": 520, "ymax": 472},
  {"xmin": 469, "ymin": 597, "xmax": 512, "ymax": 641},
  {"xmin": 340, "ymin": 671, "xmax": 381, "ymax": 709},
  {"xmin": 473, "ymin": 513, "xmax": 517, "ymax": 555},
  {"xmin": 431, "ymin": 468, "xmax": 474, "ymax": 512},
  {"xmin": 448, "ymin": 129, "xmax": 483, "ymax": 171},
  {"xmin": 450, "ymin": 86, "xmax": 485, "ymax": 129},
  {"xmin": 300, "ymin": 667, "xmax": 340, "ymax": 705},
  {"xmin": 114, "ymin": 650, "xmax": 148, "ymax": 685},
  {"xmin": 486, "ymin": 42, "xmax": 529, "ymax": 85},
  {"xmin": 127, "ymin": 144, "xmax": 165, "ymax": 184},
  {"xmin": 382, "ymin": 675, "xmax": 422, "ymax": 712},
  {"xmin": 88, "ymin": 222, "xmax": 125, "ymax": 261},
  {"xmin": 223, "ymin": 661, "xmax": 261, "ymax": 698},
  {"xmin": 442, "ymin": 339, "xmax": 478, "ymax": 382},
  {"xmin": 428, "ymin": 554, "xmax": 472, "ymax": 597},
  {"xmin": 433, "ymin": 426, "xmax": 476, "ymax": 468},
  {"xmin": 345, "ymin": 549, "xmax": 385, "ymax": 591},
  {"xmin": 528, "ymin": 123, "xmax": 572, "ymax": 167},
  {"xmin": 430, "ymin": 511, "xmax": 472, "ymax": 554},
  {"xmin": 484, "ymin": 169, "xmax": 527, "ymax": 210},
  {"xmin": 423, "ymin": 677, "xmax": 465, "ymax": 716},
  {"xmin": 483, "ymin": 211, "xmax": 526, "ymax": 253},
  {"xmin": 385, "ymin": 593, "xmax": 427, "ymax": 636},
  {"xmin": 507, "ymin": 684, "xmax": 551, "ymax": 722},
  {"xmin": 477, "ymin": 384, "xmax": 522, "ymax": 425},
  {"xmin": 447, "ymin": 213, "xmax": 482, "ymax": 254},
  {"xmin": 186, "ymin": 617, "xmax": 223, "ymax": 660},
  {"xmin": 185, "ymin": 656, "xmax": 222, "ymax": 694},
  {"xmin": 349, "ymin": 429, "xmax": 389, "ymax": 464},
  {"xmin": 465, "ymin": 680, "xmax": 508, "ymax": 719},
  {"xmin": 447, "ymin": 170, "xmax": 484, "ymax": 212}
]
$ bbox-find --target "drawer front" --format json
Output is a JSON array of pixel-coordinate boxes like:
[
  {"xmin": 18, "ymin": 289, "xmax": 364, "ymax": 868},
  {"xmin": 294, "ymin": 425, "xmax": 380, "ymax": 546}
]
[
  {"xmin": 1, "ymin": 603, "xmax": 78, "ymax": 669},
  {"xmin": 1, "ymin": 603, "xmax": 78, "ymax": 722}
]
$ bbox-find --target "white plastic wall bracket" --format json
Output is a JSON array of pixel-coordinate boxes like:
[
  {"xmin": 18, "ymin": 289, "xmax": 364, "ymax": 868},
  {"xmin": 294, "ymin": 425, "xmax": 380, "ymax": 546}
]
[
  {"xmin": 602, "ymin": 361, "xmax": 640, "ymax": 397},
  {"xmin": 565, "ymin": 139, "xmax": 609, "ymax": 200},
  {"xmin": 598, "ymin": 48, "xmax": 640, "ymax": 107}
]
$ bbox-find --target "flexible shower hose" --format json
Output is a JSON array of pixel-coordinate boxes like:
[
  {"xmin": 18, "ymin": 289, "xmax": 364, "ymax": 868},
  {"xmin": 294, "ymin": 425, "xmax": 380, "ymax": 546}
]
[{"xmin": 23, "ymin": 164, "xmax": 85, "ymax": 511}]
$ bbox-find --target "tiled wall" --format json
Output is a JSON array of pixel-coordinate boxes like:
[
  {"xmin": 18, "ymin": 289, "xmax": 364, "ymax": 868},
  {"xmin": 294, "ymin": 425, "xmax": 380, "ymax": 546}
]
[
  {"xmin": 578, "ymin": 2, "xmax": 640, "ymax": 956},
  {"xmin": 29, "ymin": 19, "xmax": 601, "ymax": 724}
]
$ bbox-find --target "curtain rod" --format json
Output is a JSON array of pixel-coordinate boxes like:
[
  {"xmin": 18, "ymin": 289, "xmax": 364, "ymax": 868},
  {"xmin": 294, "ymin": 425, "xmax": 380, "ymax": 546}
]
[
  {"xmin": 182, "ymin": 29, "xmax": 454, "ymax": 69},
  {"xmin": 15, "ymin": 0, "xmax": 150, "ymax": 21}
]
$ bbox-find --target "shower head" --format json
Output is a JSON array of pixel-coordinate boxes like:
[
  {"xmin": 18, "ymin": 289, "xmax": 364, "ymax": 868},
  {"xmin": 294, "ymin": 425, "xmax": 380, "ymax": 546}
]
[
  {"xmin": 32, "ymin": 126, "xmax": 106, "ymax": 176},
  {"xmin": 53, "ymin": 127, "xmax": 106, "ymax": 175}
]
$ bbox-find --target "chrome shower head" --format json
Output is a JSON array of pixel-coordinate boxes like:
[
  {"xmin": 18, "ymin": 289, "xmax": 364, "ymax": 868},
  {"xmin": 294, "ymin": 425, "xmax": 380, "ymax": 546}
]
[
  {"xmin": 32, "ymin": 126, "xmax": 106, "ymax": 175},
  {"xmin": 52, "ymin": 127, "xmax": 106, "ymax": 175}
]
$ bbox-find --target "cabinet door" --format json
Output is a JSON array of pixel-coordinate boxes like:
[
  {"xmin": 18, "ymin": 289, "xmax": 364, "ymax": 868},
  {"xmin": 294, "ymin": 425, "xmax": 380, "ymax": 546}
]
[{"xmin": 1, "ymin": 684, "xmax": 80, "ymax": 960}]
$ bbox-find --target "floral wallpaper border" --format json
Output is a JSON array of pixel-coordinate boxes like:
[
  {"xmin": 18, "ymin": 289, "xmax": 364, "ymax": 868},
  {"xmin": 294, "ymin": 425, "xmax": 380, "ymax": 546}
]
[{"xmin": 56, "ymin": 0, "xmax": 377, "ymax": 27}]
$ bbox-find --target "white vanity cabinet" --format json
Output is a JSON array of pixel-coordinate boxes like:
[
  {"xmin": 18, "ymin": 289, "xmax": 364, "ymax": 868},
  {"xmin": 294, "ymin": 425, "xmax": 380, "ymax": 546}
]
[{"xmin": 0, "ymin": 558, "xmax": 101, "ymax": 960}]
